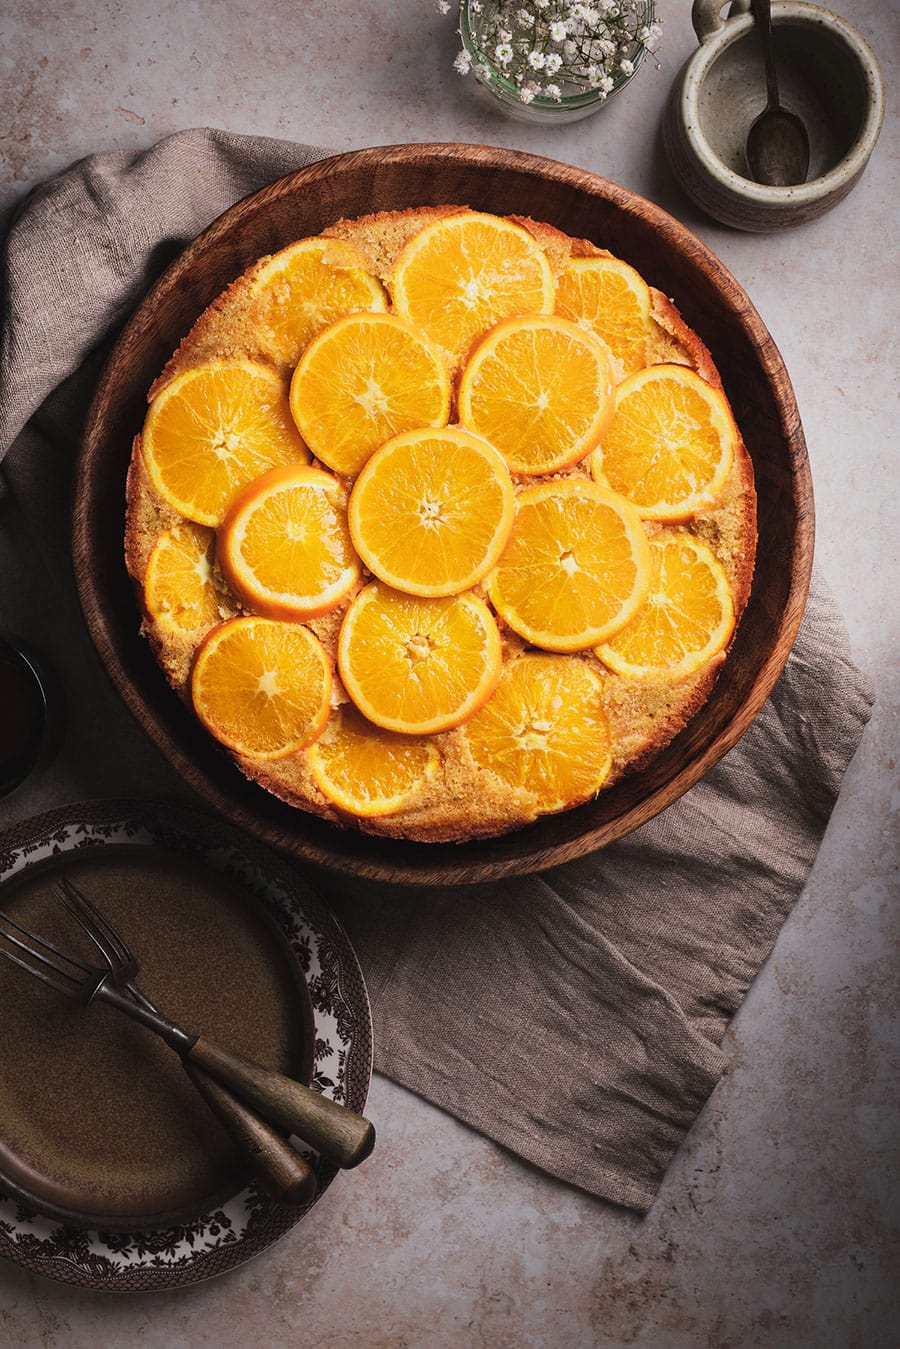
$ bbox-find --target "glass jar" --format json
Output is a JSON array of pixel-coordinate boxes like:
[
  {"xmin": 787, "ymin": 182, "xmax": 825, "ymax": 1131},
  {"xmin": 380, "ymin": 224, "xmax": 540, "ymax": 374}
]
[{"xmin": 458, "ymin": 0, "xmax": 655, "ymax": 125}]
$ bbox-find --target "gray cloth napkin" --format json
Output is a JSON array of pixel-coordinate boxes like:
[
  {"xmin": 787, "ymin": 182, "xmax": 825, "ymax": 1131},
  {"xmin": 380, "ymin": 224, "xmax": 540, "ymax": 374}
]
[{"xmin": 0, "ymin": 128, "xmax": 873, "ymax": 1213}]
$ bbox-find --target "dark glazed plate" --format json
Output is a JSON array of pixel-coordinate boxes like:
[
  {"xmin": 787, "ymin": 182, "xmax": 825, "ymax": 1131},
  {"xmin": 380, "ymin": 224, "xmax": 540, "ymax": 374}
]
[
  {"xmin": 0, "ymin": 800, "xmax": 373, "ymax": 1291},
  {"xmin": 75, "ymin": 143, "xmax": 814, "ymax": 885}
]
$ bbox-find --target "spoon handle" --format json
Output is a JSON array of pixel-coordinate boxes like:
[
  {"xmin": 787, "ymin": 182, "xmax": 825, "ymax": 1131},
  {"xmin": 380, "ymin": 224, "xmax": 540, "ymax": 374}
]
[
  {"xmin": 184, "ymin": 1062, "xmax": 317, "ymax": 1206},
  {"xmin": 753, "ymin": 0, "xmax": 781, "ymax": 108},
  {"xmin": 187, "ymin": 1035, "xmax": 376, "ymax": 1169}
]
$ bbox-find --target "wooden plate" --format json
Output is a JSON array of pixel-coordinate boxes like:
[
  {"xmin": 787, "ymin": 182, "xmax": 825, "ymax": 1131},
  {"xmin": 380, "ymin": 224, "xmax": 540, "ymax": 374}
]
[{"xmin": 74, "ymin": 144, "xmax": 814, "ymax": 886}]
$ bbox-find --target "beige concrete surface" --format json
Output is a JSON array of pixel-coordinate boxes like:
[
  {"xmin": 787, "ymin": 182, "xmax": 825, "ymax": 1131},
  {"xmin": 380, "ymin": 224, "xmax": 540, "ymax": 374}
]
[{"xmin": 0, "ymin": 0, "xmax": 897, "ymax": 1344}]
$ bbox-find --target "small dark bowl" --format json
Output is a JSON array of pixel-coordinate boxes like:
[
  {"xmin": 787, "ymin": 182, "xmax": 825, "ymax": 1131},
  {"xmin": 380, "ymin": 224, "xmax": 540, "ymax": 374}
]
[
  {"xmin": 0, "ymin": 636, "xmax": 55, "ymax": 798},
  {"xmin": 74, "ymin": 144, "xmax": 814, "ymax": 885}
]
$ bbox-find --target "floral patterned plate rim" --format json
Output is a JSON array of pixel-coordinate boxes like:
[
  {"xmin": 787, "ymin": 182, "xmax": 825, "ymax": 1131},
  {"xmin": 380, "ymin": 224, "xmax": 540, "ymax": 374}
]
[{"xmin": 0, "ymin": 798, "xmax": 373, "ymax": 1292}]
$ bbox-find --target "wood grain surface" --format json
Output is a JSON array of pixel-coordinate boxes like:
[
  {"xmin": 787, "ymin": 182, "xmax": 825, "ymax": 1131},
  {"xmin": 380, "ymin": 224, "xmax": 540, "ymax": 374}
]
[{"xmin": 74, "ymin": 143, "xmax": 814, "ymax": 885}]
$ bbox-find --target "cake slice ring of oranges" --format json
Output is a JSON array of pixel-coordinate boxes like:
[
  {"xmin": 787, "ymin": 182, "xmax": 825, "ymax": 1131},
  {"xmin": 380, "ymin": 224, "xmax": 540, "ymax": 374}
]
[{"xmin": 126, "ymin": 205, "xmax": 756, "ymax": 843}]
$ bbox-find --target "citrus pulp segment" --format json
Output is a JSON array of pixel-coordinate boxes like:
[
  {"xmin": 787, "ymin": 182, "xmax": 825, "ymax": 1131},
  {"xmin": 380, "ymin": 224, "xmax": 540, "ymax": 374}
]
[
  {"xmin": 289, "ymin": 311, "xmax": 451, "ymax": 476},
  {"xmin": 488, "ymin": 480, "xmax": 651, "ymax": 652},
  {"xmin": 219, "ymin": 464, "xmax": 361, "ymax": 620},
  {"xmin": 141, "ymin": 360, "xmax": 309, "ymax": 527},
  {"xmin": 143, "ymin": 521, "xmax": 230, "ymax": 634},
  {"xmin": 337, "ymin": 583, "xmax": 502, "ymax": 735},
  {"xmin": 554, "ymin": 255, "xmax": 652, "ymax": 376},
  {"xmin": 248, "ymin": 236, "xmax": 388, "ymax": 371},
  {"xmin": 308, "ymin": 703, "xmax": 439, "ymax": 817},
  {"xmin": 191, "ymin": 616, "xmax": 332, "ymax": 760},
  {"xmin": 347, "ymin": 427, "xmax": 515, "ymax": 597},
  {"xmin": 597, "ymin": 531, "xmax": 736, "ymax": 680},
  {"xmin": 389, "ymin": 212, "xmax": 556, "ymax": 366},
  {"xmin": 462, "ymin": 653, "xmax": 612, "ymax": 814},
  {"xmin": 589, "ymin": 364, "xmax": 737, "ymax": 520},
  {"xmin": 457, "ymin": 314, "xmax": 615, "ymax": 475}
]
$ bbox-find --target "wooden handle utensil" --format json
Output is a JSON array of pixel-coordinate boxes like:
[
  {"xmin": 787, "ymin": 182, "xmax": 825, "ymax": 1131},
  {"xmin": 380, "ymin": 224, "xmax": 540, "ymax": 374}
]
[
  {"xmin": 187, "ymin": 1036, "xmax": 376, "ymax": 1170},
  {"xmin": 184, "ymin": 1061, "xmax": 317, "ymax": 1205}
]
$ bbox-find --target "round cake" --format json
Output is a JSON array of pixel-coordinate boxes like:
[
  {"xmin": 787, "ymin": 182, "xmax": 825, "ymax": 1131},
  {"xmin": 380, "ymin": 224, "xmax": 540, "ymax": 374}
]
[{"xmin": 125, "ymin": 206, "xmax": 756, "ymax": 843}]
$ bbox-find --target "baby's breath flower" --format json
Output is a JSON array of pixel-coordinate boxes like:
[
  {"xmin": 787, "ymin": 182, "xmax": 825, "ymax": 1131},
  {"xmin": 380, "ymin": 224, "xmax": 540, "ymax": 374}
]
[
  {"xmin": 435, "ymin": 0, "xmax": 451, "ymax": 12},
  {"xmin": 449, "ymin": 0, "xmax": 661, "ymax": 104}
]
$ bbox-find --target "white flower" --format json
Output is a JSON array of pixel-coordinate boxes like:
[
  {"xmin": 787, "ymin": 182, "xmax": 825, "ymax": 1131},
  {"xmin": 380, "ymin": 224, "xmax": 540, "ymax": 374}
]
[
  {"xmin": 519, "ymin": 87, "xmax": 536, "ymax": 103},
  {"xmin": 544, "ymin": 82, "xmax": 563, "ymax": 100},
  {"xmin": 445, "ymin": 0, "xmax": 658, "ymax": 98},
  {"xmin": 454, "ymin": 49, "xmax": 473, "ymax": 75}
]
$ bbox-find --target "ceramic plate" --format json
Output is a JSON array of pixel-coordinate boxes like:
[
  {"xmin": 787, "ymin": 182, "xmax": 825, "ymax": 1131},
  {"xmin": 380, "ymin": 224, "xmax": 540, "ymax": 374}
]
[{"xmin": 0, "ymin": 799, "xmax": 373, "ymax": 1290}]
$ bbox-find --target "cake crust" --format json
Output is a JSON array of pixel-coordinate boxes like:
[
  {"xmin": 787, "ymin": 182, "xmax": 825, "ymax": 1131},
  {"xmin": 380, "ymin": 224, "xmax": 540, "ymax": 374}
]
[{"xmin": 125, "ymin": 206, "xmax": 757, "ymax": 844}]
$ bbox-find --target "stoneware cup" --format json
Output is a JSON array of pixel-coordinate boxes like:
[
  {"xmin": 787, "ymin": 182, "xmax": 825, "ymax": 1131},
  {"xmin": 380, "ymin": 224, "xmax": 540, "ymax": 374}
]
[{"xmin": 663, "ymin": 0, "xmax": 885, "ymax": 231}]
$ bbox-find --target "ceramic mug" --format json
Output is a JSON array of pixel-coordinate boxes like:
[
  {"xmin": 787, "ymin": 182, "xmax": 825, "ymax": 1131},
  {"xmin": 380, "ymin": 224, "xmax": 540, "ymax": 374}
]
[{"xmin": 662, "ymin": 0, "xmax": 885, "ymax": 231}]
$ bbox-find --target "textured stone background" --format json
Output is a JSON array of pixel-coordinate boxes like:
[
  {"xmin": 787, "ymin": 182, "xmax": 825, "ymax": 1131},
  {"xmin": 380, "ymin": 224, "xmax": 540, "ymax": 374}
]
[{"xmin": 0, "ymin": 1, "xmax": 897, "ymax": 1344}]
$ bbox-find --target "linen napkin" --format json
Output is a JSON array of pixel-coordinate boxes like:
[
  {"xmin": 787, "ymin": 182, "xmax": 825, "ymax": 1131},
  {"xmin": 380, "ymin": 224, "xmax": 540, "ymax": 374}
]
[{"xmin": 0, "ymin": 128, "xmax": 873, "ymax": 1213}]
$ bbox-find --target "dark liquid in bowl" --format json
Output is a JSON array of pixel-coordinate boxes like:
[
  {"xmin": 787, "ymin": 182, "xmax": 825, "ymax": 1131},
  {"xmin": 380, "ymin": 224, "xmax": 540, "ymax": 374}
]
[{"xmin": 0, "ymin": 643, "xmax": 46, "ymax": 796}]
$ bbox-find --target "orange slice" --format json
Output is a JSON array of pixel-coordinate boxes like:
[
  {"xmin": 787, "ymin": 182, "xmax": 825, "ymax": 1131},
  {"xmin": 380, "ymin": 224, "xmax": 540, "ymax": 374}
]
[
  {"xmin": 457, "ymin": 315, "xmax": 615, "ymax": 475},
  {"xmin": 589, "ymin": 364, "xmax": 737, "ymax": 520},
  {"xmin": 249, "ymin": 236, "xmax": 387, "ymax": 371},
  {"xmin": 337, "ymin": 582, "xmax": 502, "ymax": 734},
  {"xmin": 143, "ymin": 521, "xmax": 231, "ymax": 634},
  {"xmin": 191, "ymin": 616, "xmax": 331, "ymax": 760},
  {"xmin": 308, "ymin": 703, "xmax": 439, "ymax": 817},
  {"xmin": 141, "ymin": 361, "xmax": 308, "ymax": 527},
  {"xmin": 554, "ymin": 255, "xmax": 652, "ymax": 377},
  {"xmin": 463, "ymin": 653, "xmax": 612, "ymax": 813},
  {"xmin": 347, "ymin": 427, "xmax": 514, "ymax": 598},
  {"xmin": 488, "ymin": 479, "xmax": 651, "ymax": 652},
  {"xmin": 389, "ymin": 212, "xmax": 555, "ymax": 366},
  {"xmin": 289, "ymin": 312, "xmax": 451, "ymax": 477},
  {"xmin": 597, "ymin": 531, "xmax": 736, "ymax": 680},
  {"xmin": 219, "ymin": 464, "xmax": 360, "ymax": 621}
]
